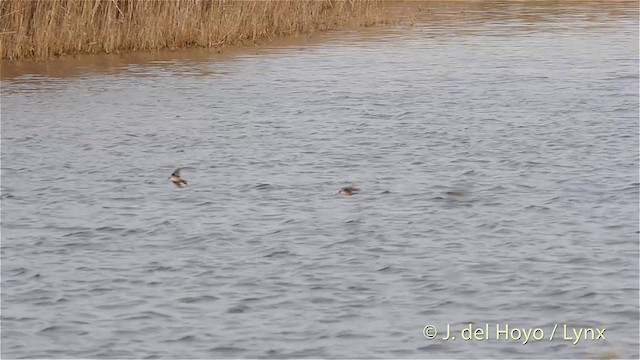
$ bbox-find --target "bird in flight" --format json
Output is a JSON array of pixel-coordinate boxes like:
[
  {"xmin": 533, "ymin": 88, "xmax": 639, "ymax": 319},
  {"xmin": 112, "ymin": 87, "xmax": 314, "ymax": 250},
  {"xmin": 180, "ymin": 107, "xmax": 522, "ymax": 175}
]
[
  {"xmin": 169, "ymin": 168, "xmax": 187, "ymax": 188},
  {"xmin": 338, "ymin": 186, "xmax": 360, "ymax": 196}
]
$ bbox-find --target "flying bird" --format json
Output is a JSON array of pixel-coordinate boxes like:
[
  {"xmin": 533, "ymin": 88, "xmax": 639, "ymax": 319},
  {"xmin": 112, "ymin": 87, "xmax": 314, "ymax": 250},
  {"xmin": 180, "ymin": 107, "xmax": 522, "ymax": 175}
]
[
  {"xmin": 169, "ymin": 168, "xmax": 187, "ymax": 188},
  {"xmin": 338, "ymin": 186, "xmax": 360, "ymax": 196}
]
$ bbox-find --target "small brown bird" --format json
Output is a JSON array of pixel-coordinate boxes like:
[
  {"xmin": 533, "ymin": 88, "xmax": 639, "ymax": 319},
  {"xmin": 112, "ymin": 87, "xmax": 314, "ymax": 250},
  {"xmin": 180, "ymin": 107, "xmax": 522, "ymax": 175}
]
[
  {"xmin": 169, "ymin": 168, "xmax": 187, "ymax": 188},
  {"xmin": 338, "ymin": 186, "xmax": 360, "ymax": 196}
]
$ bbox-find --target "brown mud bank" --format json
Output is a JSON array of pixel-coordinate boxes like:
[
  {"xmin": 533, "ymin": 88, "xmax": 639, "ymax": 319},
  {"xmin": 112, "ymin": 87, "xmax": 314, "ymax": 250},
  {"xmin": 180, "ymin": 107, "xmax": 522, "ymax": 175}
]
[{"xmin": 0, "ymin": 0, "xmax": 396, "ymax": 61}]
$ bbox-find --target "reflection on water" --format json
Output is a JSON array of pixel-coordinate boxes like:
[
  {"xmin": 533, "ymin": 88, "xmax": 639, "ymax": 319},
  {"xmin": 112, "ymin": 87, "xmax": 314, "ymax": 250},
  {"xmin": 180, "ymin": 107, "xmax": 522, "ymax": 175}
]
[{"xmin": 1, "ymin": 1, "xmax": 638, "ymax": 358}]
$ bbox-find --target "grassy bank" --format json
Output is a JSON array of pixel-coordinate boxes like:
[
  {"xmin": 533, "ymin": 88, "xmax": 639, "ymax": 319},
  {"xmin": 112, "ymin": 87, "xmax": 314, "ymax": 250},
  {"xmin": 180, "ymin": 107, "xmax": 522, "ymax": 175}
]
[{"xmin": 0, "ymin": 0, "xmax": 392, "ymax": 61}]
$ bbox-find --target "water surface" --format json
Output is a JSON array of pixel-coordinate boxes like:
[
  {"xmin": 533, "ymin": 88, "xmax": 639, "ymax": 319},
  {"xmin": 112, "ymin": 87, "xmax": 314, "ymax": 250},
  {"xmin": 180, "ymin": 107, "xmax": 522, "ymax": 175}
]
[{"xmin": 2, "ymin": 1, "xmax": 638, "ymax": 358}]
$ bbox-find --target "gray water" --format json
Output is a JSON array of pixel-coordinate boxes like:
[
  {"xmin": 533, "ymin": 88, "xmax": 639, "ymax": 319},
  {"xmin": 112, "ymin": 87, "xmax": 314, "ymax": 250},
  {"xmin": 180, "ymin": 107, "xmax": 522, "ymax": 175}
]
[{"xmin": 1, "ymin": 1, "xmax": 638, "ymax": 358}]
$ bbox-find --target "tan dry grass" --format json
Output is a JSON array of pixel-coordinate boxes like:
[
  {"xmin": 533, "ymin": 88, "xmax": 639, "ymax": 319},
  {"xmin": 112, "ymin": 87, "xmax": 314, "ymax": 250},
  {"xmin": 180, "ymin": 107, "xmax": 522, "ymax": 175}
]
[{"xmin": 0, "ymin": 0, "xmax": 392, "ymax": 60}]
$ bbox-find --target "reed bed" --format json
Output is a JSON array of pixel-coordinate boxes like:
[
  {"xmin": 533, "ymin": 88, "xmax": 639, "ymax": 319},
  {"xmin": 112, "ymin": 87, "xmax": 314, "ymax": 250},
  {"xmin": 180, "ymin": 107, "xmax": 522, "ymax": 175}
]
[{"xmin": 0, "ymin": 0, "xmax": 392, "ymax": 60}]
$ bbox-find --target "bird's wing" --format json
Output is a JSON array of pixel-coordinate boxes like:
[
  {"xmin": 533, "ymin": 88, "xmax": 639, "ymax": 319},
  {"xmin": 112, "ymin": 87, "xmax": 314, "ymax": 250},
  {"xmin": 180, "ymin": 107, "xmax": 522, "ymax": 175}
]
[{"xmin": 172, "ymin": 168, "xmax": 181, "ymax": 176}]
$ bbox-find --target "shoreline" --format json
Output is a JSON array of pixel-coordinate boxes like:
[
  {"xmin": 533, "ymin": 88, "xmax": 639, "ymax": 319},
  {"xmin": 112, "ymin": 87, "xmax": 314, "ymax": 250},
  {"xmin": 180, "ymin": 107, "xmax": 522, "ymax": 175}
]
[
  {"xmin": 0, "ymin": 0, "xmax": 398, "ymax": 62},
  {"xmin": 0, "ymin": 28, "xmax": 381, "ymax": 80}
]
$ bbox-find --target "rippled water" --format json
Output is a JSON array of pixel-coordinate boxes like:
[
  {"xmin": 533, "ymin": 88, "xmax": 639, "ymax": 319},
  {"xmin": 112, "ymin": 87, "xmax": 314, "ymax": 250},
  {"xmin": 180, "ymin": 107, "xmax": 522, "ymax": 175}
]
[{"xmin": 2, "ymin": 1, "xmax": 638, "ymax": 358}]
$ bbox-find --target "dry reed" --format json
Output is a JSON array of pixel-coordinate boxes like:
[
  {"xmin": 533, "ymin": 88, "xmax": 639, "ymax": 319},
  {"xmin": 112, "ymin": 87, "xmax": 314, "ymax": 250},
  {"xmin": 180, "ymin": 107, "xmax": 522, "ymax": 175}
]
[{"xmin": 0, "ymin": 0, "xmax": 392, "ymax": 60}]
